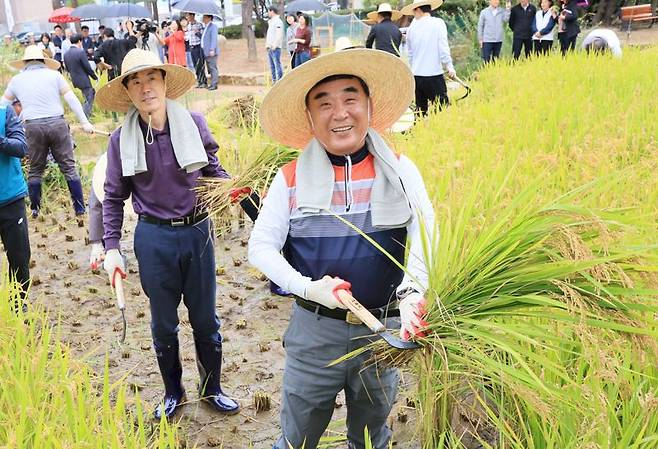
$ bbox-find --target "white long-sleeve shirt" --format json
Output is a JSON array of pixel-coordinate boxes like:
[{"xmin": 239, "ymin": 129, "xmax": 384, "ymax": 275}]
[
  {"xmin": 265, "ymin": 15, "xmax": 284, "ymax": 49},
  {"xmin": 581, "ymin": 28, "xmax": 622, "ymax": 57},
  {"xmin": 248, "ymin": 154, "xmax": 436, "ymax": 299},
  {"xmin": 406, "ymin": 15, "xmax": 455, "ymax": 77}
]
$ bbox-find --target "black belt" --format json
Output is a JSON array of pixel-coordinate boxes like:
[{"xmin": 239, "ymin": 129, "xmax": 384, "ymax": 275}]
[
  {"xmin": 295, "ymin": 297, "xmax": 399, "ymax": 325},
  {"xmin": 139, "ymin": 212, "xmax": 208, "ymax": 227}
]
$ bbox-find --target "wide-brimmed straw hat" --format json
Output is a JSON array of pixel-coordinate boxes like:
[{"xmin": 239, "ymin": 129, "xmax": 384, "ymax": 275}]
[
  {"xmin": 96, "ymin": 49, "xmax": 196, "ymax": 113},
  {"xmin": 259, "ymin": 48, "xmax": 414, "ymax": 149},
  {"xmin": 400, "ymin": 0, "xmax": 443, "ymax": 15},
  {"xmin": 9, "ymin": 45, "xmax": 60, "ymax": 71},
  {"xmin": 367, "ymin": 3, "xmax": 403, "ymax": 21}
]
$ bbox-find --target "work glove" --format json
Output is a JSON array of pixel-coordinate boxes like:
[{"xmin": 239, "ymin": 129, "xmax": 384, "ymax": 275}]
[
  {"xmin": 103, "ymin": 248, "xmax": 126, "ymax": 287},
  {"xmin": 399, "ymin": 292, "xmax": 428, "ymax": 341},
  {"xmin": 82, "ymin": 122, "xmax": 94, "ymax": 134},
  {"xmin": 229, "ymin": 187, "xmax": 253, "ymax": 204},
  {"xmin": 89, "ymin": 242, "xmax": 105, "ymax": 270},
  {"xmin": 304, "ymin": 275, "xmax": 351, "ymax": 310}
]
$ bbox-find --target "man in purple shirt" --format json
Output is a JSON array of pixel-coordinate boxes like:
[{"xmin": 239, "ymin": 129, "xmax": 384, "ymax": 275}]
[{"xmin": 95, "ymin": 49, "xmax": 240, "ymax": 420}]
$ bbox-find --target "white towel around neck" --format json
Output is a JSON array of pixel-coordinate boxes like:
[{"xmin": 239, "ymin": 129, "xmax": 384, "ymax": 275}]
[{"xmin": 119, "ymin": 99, "xmax": 208, "ymax": 177}]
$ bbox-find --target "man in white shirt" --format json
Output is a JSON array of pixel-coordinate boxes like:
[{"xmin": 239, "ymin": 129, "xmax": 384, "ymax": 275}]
[
  {"xmin": 581, "ymin": 28, "xmax": 622, "ymax": 57},
  {"xmin": 401, "ymin": 0, "xmax": 456, "ymax": 116},
  {"xmin": 61, "ymin": 28, "xmax": 73, "ymax": 69},
  {"xmin": 252, "ymin": 48, "xmax": 435, "ymax": 449},
  {"xmin": 266, "ymin": 6, "xmax": 285, "ymax": 83}
]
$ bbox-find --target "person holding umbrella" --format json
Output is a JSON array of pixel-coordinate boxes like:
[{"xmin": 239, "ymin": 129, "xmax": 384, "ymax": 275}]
[{"xmin": 185, "ymin": 12, "xmax": 208, "ymax": 88}]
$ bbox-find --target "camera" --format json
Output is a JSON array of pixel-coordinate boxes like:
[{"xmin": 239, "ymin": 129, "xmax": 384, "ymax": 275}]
[{"xmin": 135, "ymin": 19, "xmax": 158, "ymax": 35}]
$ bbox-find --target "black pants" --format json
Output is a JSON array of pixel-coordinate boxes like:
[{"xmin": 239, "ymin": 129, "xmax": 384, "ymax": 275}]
[
  {"xmin": 414, "ymin": 74, "xmax": 449, "ymax": 116},
  {"xmin": 482, "ymin": 42, "xmax": 502, "ymax": 63},
  {"xmin": 559, "ymin": 33, "xmax": 577, "ymax": 55},
  {"xmin": 190, "ymin": 45, "xmax": 207, "ymax": 86},
  {"xmin": 533, "ymin": 40, "xmax": 553, "ymax": 55},
  {"xmin": 81, "ymin": 86, "xmax": 95, "ymax": 118},
  {"xmin": 512, "ymin": 37, "xmax": 533, "ymax": 59},
  {"xmin": 0, "ymin": 198, "xmax": 30, "ymax": 298}
]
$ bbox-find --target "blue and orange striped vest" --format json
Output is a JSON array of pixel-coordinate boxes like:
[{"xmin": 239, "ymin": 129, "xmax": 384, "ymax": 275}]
[{"xmin": 281, "ymin": 147, "xmax": 407, "ymax": 309}]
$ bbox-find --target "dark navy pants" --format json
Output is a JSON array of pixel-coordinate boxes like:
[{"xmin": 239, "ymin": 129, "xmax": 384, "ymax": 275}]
[{"xmin": 134, "ymin": 218, "xmax": 221, "ymax": 349}]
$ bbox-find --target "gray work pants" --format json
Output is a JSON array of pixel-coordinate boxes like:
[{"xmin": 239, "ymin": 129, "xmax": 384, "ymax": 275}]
[
  {"xmin": 205, "ymin": 55, "xmax": 218, "ymax": 88},
  {"xmin": 274, "ymin": 304, "xmax": 400, "ymax": 449},
  {"xmin": 24, "ymin": 117, "xmax": 79, "ymax": 182}
]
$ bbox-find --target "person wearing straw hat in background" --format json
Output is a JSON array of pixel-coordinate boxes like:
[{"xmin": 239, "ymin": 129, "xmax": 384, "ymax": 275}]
[
  {"xmin": 250, "ymin": 48, "xmax": 435, "ymax": 449},
  {"xmin": 1, "ymin": 46, "xmax": 94, "ymax": 219},
  {"xmin": 365, "ymin": 3, "xmax": 403, "ymax": 56},
  {"xmin": 401, "ymin": 0, "xmax": 456, "ymax": 116},
  {"xmin": 96, "ymin": 49, "xmax": 240, "ymax": 420}
]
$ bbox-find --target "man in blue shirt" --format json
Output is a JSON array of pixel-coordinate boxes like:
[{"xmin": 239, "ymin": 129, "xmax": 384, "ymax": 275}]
[
  {"xmin": 0, "ymin": 104, "xmax": 30, "ymax": 310},
  {"xmin": 201, "ymin": 15, "xmax": 219, "ymax": 91}
]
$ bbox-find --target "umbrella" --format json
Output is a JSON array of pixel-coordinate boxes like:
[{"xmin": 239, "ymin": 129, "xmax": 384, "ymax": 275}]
[
  {"xmin": 172, "ymin": 0, "xmax": 222, "ymax": 17},
  {"xmin": 285, "ymin": 0, "xmax": 328, "ymax": 12},
  {"xmin": 49, "ymin": 7, "xmax": 80, "ymax": 23},
  {"xmin": 71, "ymin": 4, "xmax": 109, "ymax": 20},
  {"xmin": 104, "ymin": 3, "xmax": 152, "ymax": 18}
]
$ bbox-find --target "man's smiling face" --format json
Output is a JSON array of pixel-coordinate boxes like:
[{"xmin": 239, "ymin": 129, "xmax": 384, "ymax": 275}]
[
  {"xmin": 124, "ymin": 69, "xmax": 167, "ymax": 116},
  {"xmin": 305, "ymin": 76, "xmax": 370, "ymax": 156}
]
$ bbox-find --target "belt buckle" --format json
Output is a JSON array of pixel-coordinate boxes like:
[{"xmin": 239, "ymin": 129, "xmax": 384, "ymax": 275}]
[
  {"xmin": 171, "ymin": 217, "xmax": 186, "ymax": 227},
  {"xmin": 345, "ymin": 311, "xmax": 362, "ymax": 325}
]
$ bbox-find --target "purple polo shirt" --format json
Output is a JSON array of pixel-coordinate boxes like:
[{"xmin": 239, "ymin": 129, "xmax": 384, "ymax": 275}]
[{"xmin": 103, "ymin": 111, "xmax": 229, "ymax": 250}]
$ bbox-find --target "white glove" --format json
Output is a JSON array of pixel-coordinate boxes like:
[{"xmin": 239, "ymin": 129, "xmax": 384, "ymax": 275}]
[
  {"xmin": 304, "ymin": 275, "xmax": 351, "ymax": 310},
  {"xmin": 399, "ymin": 292, "xmax": 428, "ymax": 341},
  {"xmin": 103, "ymin": 248, "xmax": 126, "ymax": 287},
  {"xmin": 89, "ymin": 242, "xmax": 105, "ymax": 270},
  {"xmin": 446, "ymin": 68, "xmax": 457, "ymax": 80},
  {"xmin": 82, "ymin": 122, "xmax": 94, "ymax": 134}
]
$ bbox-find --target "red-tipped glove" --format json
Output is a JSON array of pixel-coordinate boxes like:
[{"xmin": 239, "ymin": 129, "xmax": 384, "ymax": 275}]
[
  {"xmin": 229, "ymin": 187, "xmax": 253, "ymax": 204},
  {"xmin": 103, "ymin": 248, "xmax": 126, "ymax": 287},
  {"xmin": 399, "ymin": 292, "xmax": 428, "ymax": 341},
  {"xmin": 305, "ymin": 275, "xmax": 352, "ymax": 310}
]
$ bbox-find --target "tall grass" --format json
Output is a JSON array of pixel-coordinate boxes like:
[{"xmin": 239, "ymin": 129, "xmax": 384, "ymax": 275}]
[{"xmin": 0, "ymin": 270, "xmax": 181, "ymax": 448}]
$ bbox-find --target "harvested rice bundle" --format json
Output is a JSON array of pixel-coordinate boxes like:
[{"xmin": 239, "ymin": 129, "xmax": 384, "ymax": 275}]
[{"xmin": 196, "ymin": 145, "xmax": 300, "ymax": 221}]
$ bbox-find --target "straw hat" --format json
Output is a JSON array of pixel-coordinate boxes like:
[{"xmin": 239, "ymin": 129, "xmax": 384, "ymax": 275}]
[
  {"xmin": 334, "ymin": 37, "xmax": 364, "ymax": 51},
  {"xmin": 96, "ymin": 49, "xmax": 196, "ymax": 113},
  {"xmin": 367, "ymin": 3, "xmax": 403, "ymax": 21},
  {"xmin": 259, "ymin": 48, "xmax": 414, "ymax": 149},
  {"xmin": 9, "ymin": 45, "xmax": 60, "ymax": 71},
  {"xmin": 400, "ymin": 0, "xmax": 443, "ymax": 15}
]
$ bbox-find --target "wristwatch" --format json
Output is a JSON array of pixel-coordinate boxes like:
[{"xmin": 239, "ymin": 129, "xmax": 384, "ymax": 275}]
[{"xmin": 396, "ymin": 286, "xmax": 419, "ymax": 301}]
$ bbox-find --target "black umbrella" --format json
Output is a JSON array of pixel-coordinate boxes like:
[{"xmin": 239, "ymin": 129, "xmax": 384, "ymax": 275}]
[
  {"xmin": 104, "ymin": 3, "xmax": 152, "ymax": 18},
  {"xmin": 172, "ymin": 0, "xmax": 222, "ymax": 17},
  {"xmin": 71, "ymin": 4, "xmax": 108, "ymax": 20},
  {"xmin": 285, "ymin": 0, "xmax": 328, "ymax": 12}
]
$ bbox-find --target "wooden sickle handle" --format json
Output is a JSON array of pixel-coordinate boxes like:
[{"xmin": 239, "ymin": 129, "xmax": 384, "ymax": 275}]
[
  {"xmin": 114, "ymin": 273, "xmax": 126, "ymax": 310},
  {"xmin": 336, "ymin": 290, "xmax": 386, "ymax": 333}
]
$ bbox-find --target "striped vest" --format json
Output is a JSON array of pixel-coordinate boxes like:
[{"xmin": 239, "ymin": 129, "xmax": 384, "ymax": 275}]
[{"xmin": 281, "ymin": 147, "xmax": 407, "ymax": 309}]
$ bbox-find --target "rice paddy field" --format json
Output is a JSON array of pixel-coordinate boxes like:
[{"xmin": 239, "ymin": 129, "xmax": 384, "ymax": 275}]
[{"xmin": 1, "ymin": 44, "xmax": 657, "ymax": 449}]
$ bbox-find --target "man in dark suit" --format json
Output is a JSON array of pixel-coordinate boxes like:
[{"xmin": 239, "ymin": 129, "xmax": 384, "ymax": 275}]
[
  {"xmin": 365, "ymin": 3, "xmax": 403, "ymax": 56},
  {"xmin": 80, "ymin": 25, "xmax": 96, "ymax": 69},
  {"xmin": 93, "ymin": 28, "xmax": 137, "ymax": 81},
  {"xmin": 509, "ymin": 0, "xmax": 537, "ymax": 59},
  {"xmin": 64, "ymin": 34, "xmax": 98, "ymax": 118}
]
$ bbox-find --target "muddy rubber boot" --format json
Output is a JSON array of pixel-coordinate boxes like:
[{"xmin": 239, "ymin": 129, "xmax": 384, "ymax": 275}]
[
  {"xmin": 27, "ymin": 181, "xmax": 42, "ymax": 218},
  {"xmin": 153, "ymin": 342, "xmax": 186, "ymax": 420},
  {"xmin": 194, "ymin": 339, "xmax": 240, "ymax": 415},
  {"xmin": 66, "ymin": 179, "xmax": 86, "ymax": 216}
]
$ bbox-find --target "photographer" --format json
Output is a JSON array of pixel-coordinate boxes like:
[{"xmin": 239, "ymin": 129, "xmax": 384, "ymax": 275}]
[
  {"xmin": 93, "ymin": 27, "xmax": 137, "ymax": 80},
  {"xmin": 134, "ymin": 18, "xmax": 162, "ymax": 60}
]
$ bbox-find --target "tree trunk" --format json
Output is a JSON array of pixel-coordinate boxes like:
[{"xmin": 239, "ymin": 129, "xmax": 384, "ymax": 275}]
[
  {"xmin": 592, "ymin": 0, "xmax": 608, "ymax": 25},
  {"xmin": 602, "ymin": 0, "xmax": 618, "ymax": 25},
  {"xmin": 242, "ymin": 0, "xmax": 258, "ymax": 62}
]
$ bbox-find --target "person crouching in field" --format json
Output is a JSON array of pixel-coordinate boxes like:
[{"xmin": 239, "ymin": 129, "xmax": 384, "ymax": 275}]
[
  {"xmin": 249, "ymin": 48, "xmax": 435, "ymax": 449},
  {"xmin": 95, "ymin": 49, "xmax": 240, "ymax": 420}
]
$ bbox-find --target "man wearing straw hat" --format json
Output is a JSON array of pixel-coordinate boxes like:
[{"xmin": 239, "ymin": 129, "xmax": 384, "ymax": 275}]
[
  {"xmin": 249, "ymin": 48, "xmax": 435, "ymax": 448},
  {"xmin": 365, "ymin": 3, "xmax": 403, "ymax": 56},
  {"xmin": 1, "ymin": 46, "xmax": 94, "ymax": 218},
  {"xmin": 401, "ymin": 0, "xmax": 456, "ymax": 116},
  {"xmin": 95, "ymin": 49, "xmax": 240, "ymax": 420}
]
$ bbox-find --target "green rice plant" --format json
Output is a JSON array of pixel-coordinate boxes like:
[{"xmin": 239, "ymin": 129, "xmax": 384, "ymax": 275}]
[{"xmin": 0, "ymin": 269, "xmax": 182, "ymax": 448}]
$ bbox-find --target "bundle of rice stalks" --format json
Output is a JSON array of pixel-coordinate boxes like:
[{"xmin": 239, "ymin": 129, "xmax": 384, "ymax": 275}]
[
  {"xmin": 226, "ymin": 94, "xmax": 259, "ymax": 130},
  {"xmin": 343, "ymin": 180, "xmax": 658, "ymax": 447},
  {"xmin": 196, "ymin": 144, "xmax": 299, "ymax": 223}
]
